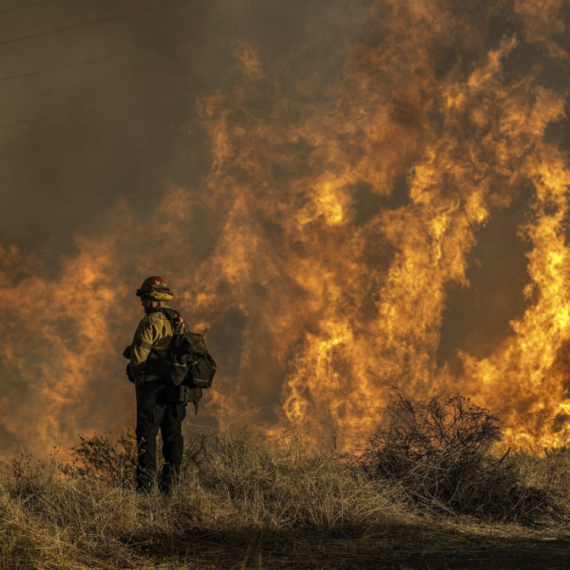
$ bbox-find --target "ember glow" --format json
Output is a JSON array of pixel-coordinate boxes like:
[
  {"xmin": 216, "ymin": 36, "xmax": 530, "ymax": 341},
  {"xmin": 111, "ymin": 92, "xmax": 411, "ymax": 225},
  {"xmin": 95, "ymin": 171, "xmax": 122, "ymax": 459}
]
[{"xmin": 1, "ymin": 0, "xmax": 570, "ymax": 455}]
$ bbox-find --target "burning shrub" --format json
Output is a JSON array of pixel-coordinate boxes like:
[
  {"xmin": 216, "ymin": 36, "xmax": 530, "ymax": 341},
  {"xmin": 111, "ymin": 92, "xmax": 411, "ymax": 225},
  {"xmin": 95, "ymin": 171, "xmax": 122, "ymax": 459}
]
[{"xmin": 365, "ymin": 392, "xmax": 564, "ymax": 523}]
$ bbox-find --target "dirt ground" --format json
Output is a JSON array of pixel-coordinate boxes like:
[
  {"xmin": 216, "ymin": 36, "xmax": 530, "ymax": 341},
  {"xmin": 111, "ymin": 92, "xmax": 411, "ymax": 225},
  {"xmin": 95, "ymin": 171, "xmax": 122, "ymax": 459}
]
[{"xmin": 137, "ymin": 524, "xmax": 570, "ymax": 569}]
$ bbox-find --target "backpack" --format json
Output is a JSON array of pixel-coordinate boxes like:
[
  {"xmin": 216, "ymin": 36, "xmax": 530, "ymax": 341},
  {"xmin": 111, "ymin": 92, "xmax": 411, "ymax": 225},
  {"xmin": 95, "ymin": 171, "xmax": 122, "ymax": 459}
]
[{"xmin": 152, "ymin": 308, "xmax": 217, "ymax": 409}]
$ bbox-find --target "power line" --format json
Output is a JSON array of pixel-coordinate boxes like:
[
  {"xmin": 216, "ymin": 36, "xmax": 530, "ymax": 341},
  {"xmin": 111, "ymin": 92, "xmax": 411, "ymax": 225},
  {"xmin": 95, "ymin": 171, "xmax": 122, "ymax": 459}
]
[
  {"xmin": 0, "ymin": 1, "xmax": 60, "ymax": 15},
  {"xmin": 0, "ymin": 51, "xmax": 131, "ymax": 83},
  {"xmin": 0, "ymin": 95, "xmax": 154, "ymax": 131},
  {"xmin": 0, "ymin": 74, "xmax": 207, "ymax": 132},
  {"xmin": 0, "ymin": 35, "xmax": 195, "ymax": 83},
  {"xmin": 0, "ymin": 0, "xmax": 192, "ymax": 47},
  {"xmin": 0, "ymin": 0, "xmax": 206, "ymax": 132}
]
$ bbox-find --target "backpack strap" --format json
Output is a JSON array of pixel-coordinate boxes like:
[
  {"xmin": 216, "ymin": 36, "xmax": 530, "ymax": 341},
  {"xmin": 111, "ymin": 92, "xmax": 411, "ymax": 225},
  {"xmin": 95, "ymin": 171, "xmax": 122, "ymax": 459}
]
[
  {"xmin": 149, "ymin": 307, "xmax": 183, "ymax": 334},
  {"xmin": 143, "ymin": 308, "xmax": 185, "ymax": 359}
]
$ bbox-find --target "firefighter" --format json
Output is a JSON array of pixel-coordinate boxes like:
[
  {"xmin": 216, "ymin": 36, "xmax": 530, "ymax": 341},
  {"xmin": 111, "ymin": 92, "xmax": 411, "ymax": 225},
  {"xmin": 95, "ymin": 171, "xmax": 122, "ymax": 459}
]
[{"xmin": 126, "ymin": 276, "xmax": 188, "ymax": 494}]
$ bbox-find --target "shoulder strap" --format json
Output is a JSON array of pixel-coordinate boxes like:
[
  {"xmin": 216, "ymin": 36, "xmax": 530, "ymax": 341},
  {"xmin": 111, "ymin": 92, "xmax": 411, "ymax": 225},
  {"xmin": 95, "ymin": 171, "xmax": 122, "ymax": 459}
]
[{"xmin": 149, "ymin": 307, "xmax": 183, "ymax": 334}]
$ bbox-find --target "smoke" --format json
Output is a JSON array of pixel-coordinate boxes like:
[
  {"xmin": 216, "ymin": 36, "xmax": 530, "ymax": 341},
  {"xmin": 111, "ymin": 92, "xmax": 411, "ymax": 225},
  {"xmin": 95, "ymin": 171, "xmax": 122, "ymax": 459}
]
[{"xmin": 1, "ymin": 0, "xmax": 570, "ymax": 455}]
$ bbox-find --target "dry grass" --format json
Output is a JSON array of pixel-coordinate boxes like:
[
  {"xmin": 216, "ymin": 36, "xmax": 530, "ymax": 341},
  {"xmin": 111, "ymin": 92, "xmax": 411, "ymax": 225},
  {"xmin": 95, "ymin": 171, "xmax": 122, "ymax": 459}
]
[
  {"xmin": 0, "ymin": 430, "xmax": 414, "ymax": 569},
  {"xmin": 514, "ymin": 446, "xmax": 570, "ymax": 498},
  {"xmin": 1, "ymin": 400, "xmax": 570, "ymax": 569}
]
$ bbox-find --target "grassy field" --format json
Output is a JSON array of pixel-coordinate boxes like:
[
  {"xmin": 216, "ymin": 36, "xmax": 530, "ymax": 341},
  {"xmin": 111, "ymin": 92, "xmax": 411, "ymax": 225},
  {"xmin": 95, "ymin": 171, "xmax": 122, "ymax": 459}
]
[{"xmin": 2, "ymin": 397, "xmax": 570, "ymax": 569}]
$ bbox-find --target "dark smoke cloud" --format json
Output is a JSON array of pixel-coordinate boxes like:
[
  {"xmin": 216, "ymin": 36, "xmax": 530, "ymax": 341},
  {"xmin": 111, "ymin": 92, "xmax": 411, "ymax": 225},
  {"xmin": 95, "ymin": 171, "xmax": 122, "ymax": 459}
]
[{"xmin": 0, "ymin": 0, "xmax": 354, "ymax": 260}]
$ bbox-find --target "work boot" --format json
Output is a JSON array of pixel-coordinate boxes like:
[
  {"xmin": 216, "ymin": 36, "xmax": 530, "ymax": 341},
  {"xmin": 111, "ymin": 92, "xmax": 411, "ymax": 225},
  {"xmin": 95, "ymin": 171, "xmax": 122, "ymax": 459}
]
[
  {"xmin": 136, "ymin": 467, "xmax": 156, "ymax": 495},
  {"xmin": 158, "ymin": 463, "xmax": 180, "ymax": 495},
  {"xmin": 136, "ymin": 483, "xmax": 153, "ymax": 495}
]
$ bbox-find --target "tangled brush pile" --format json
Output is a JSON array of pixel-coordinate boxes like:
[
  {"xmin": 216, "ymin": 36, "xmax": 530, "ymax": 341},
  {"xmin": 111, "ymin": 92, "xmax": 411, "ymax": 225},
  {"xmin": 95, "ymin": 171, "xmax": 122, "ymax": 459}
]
[{"xmin": 365, "ymin": 392, "xmax": 564, "ymax": 523}]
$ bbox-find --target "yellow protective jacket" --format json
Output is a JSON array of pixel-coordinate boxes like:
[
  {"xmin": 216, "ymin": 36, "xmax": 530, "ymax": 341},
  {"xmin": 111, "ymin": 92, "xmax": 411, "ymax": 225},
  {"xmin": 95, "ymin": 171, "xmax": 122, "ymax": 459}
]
[{"xmin": 129, "ymin": 306, "xmax": 187, "ymax": 381}]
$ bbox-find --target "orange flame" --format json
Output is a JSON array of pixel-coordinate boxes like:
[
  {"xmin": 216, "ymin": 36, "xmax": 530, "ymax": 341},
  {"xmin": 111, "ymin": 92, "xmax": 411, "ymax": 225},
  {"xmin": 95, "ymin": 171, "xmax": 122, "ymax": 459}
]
[{"xmin": 1, "ymin": 0, "xmax": 570, "ymax": 455}]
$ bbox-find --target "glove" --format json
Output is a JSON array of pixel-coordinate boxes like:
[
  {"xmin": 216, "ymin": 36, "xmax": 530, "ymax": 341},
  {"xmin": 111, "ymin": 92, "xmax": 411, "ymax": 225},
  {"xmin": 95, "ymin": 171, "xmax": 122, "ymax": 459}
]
[
  {"xmin": 126, "ymin": 364, "xmax": 135, "ymax": 384},
  {"xmin": 122, "ymin": 345, "xmax": 132, "ymax": 359}
]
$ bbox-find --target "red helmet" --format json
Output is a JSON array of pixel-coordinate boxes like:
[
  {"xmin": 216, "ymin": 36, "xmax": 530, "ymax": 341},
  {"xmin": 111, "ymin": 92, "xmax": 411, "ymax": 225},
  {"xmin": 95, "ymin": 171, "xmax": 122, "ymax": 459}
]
[{"xmin": 136, "ymin": 276, "xmax": 173, "ymax": 298}]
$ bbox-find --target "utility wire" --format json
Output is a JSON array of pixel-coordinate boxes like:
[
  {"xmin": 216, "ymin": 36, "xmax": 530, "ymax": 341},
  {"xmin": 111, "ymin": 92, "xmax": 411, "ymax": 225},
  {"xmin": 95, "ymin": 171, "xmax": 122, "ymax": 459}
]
[
  {"xmin": 0, "ymin": 0, "xmax": 205, "ymax": 132},
  {"xmin": 0, "ymin": 35, "xmax": 195, "ymax": 83},
  {"xmin": 0, "ymin": 51, "xmax": 131, "ymax": 83},
  {"xmin": 0, "ymin": 0, "xmax": 59, "ymax": 15},
  {"xmin": 0, "ymin": 73, "xmax": 209, "ymax": 132},
  {"xmin": 0, "ymin": 0, "xmax": 193, "ymax": 47},
  {"xmin": 0, "ymin": 96, "xmax": 152, "ymax": 131}
]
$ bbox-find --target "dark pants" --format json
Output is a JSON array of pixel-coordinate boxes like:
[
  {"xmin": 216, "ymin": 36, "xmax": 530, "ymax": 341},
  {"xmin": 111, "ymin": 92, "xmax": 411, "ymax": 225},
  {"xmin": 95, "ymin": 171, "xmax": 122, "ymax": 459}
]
[{"xmin": 135, "ymin": 378, "xmax": 187, "ymax": 492}]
